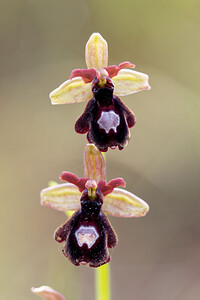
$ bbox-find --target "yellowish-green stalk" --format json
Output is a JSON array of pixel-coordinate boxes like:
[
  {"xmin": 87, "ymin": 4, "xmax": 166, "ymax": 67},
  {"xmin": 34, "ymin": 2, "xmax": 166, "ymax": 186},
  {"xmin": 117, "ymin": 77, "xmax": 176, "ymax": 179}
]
[{"xmin": 95, "ymin": 263, "xmax": 111, "ymax": 300}]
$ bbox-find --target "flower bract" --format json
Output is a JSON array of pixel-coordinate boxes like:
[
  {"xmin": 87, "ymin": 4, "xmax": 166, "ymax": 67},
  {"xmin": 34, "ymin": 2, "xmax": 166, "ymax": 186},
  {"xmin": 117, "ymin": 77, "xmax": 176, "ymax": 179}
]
[
  {"xmin": 49, "ymin": 33, "xmax": 151, "ymax": 151},
  {"xmin": 31, "ymin": 286, "xmax": 66, "ymax": 300},
  {"xmin": 40, "ymin": 144, "xmax": 149, "ymax": 267}
]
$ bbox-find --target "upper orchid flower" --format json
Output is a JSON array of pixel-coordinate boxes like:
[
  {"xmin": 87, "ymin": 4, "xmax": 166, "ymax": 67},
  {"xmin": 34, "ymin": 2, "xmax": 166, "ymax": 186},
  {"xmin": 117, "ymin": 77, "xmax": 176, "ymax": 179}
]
[
  {"xmin": 50, "ymin": 33, "xmax": 150, "ymax": 152},
  {"xmin": 40, "ymin": 144, "xmax": 149, "ymax": 267}
]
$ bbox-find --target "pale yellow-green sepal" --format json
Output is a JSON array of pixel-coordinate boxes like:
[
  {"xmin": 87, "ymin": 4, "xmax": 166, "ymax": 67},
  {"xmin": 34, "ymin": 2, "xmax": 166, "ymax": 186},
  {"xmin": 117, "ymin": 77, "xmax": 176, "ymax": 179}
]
[
  {"xmin": 50, "ymin": 77, "xmax": 93, "ymax": 105},
  {"xmin": 31, "ymin": 286, "xmax": 66, "ymax": 300},
  {"xmin": 112, "ymin": 69, "xmax": 151, "ymax": 96},
  {"xmin": 85, "ymin": 33, "xmax": 108, "ymax": 70},
  {"xmin": 84, "ymin": 144, "xmax": 105, "ymax": 182},
  {"xmin": 103, "ymin": 188, "xmax": 149, "ymax": 217},
  {"xmin": 40, "ymin": 183, "xmax": 81, "ymax": 212}
]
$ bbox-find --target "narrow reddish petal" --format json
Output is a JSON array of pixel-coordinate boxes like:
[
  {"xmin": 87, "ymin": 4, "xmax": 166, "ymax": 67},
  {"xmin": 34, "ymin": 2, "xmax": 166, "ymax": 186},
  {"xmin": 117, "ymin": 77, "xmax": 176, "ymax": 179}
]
[
  {"xmin": 104, "ymin": 65, "xmax": 119, "ymax": 78},
  {"xmin": 70, "ymin": 68, "xmax": 96, "ymax": 83},
  {"xmin": 104, "ymin": 61, "xmax": 135, "ymax": 78},
  {"xmin": 118, "ymin": 61, "xmax": 135, "ymax": 69},
  {"xmin": 107, "ymin": 178, "xmax": 126, "ymax": 189},
  {"xmin": 98, "ymin": 178, "xmax": 126, "ymax": 196},
  {"xmin": 60, "ymin": 171, "xmax": 88, "ymax": 192}
]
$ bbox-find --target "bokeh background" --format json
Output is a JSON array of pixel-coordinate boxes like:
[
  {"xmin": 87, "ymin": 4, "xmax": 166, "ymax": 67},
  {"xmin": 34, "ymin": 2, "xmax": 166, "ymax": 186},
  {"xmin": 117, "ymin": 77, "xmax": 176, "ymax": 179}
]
[{"xmin": 1, "ymin": 0, "xmax": 200, "ymax": 299}]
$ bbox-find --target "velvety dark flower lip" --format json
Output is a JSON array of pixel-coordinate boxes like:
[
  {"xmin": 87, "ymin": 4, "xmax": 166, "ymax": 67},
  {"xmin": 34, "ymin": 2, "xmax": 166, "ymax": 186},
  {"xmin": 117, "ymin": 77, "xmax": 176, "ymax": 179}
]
[
  {"xmin": 74, "ymin": 81, "xmax": 136, "ymax": 151},
  {"xmin": 49, "ymin": 33, "xmax": 151, "ymax": 151},
  {"xmin": 40, "ymin": 144, "xmax": 149, "ymax": 267},
  {"xmin": 54, "ymin": 180, "xmax": 119, "ymax": 267}
]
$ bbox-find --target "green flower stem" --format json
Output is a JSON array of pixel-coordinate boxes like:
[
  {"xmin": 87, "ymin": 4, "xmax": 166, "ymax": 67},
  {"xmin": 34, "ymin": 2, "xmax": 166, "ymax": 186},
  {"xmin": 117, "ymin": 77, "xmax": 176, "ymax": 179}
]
[{"xmin": 95, "ymin": 263, "xmax": 111, "ymax": 300}]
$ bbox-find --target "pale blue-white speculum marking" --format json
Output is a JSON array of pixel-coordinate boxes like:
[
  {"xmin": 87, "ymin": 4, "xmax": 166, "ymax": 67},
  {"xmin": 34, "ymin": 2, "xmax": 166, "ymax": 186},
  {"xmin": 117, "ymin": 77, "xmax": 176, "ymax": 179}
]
[
  {"xmin": 97, "ymin": 111, "xmax": 120, "ymax": 133},
  {"xmin": 75, "ymin": 225, "xmax": 99, "ymax": 249}
]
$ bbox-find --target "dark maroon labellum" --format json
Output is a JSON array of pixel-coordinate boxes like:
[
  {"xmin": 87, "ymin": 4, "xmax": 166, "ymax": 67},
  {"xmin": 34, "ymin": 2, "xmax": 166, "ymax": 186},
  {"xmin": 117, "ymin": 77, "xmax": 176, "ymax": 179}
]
[
  {"xmin": 75, "ymin": 77, "xmax": 136, "ymax": 152},
  {"xmin": 54, "ymin": 188, "xmax": 117, "ymax": 267}
]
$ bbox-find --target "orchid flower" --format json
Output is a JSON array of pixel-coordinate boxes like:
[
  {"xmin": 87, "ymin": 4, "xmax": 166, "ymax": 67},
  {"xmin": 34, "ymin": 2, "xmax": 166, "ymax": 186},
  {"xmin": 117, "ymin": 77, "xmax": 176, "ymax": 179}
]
[
  {"xmin": 31, "ymin": 286, "xmax": 66, "ymax": 300},
  {"xmin": 40, "ymin": 144, "xmax": 149, "ymax": 267},
  {"xmin": 50, "ymin": 33, "xmax": 150, "ymax": 151}
]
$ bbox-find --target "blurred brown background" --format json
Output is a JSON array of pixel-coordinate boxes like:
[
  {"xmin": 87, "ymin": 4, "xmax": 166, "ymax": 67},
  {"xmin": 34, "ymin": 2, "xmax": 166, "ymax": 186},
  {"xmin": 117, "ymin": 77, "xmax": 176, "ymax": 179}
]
[{"xmin": 1, "ymin": 0, "xmax": 200, "ymax": 299}]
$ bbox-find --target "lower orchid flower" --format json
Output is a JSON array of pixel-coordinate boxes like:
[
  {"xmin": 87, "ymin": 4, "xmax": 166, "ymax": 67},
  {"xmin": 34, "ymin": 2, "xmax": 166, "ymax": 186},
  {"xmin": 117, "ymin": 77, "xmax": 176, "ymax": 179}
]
[
  {"xmin": 50, "ymin": 33, "xmax": 150, "ymax": 151},
  {"xmin": 40, "ymin": 144, "xmax": 149, "ymax": 267}
]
